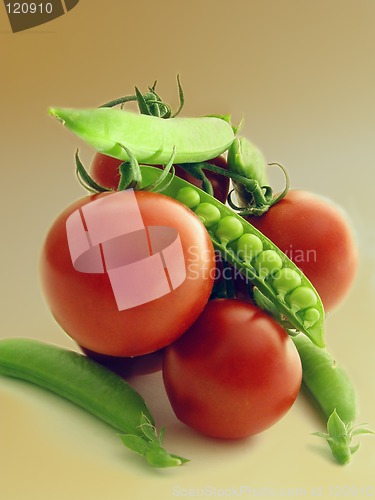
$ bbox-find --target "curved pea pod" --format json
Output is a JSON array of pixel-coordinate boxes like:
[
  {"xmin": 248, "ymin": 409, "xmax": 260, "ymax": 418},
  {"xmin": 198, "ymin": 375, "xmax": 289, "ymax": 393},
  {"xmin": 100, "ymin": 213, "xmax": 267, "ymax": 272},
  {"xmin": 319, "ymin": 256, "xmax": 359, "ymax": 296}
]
[
  {"xmin": 0, "ymin": 338, "xmax": 188, "ymax": 468},
  {"xmin": 48, "ymin": 107, "xmax": 235, "ymax": 165},
  {"xmin": 292, "ymin": 334, "xmax": 373, "ymax": 465},
  {"xmin": 292, "ymin": 334, "xmax": 357, "ymax": 423},
  {"xmin": 140, "ymin": 166, "xmax": 325, "ymax": 348},
  {"xmin": 227, "ymin": 137, "xmax": 268, "ymax": 206},
  {"xmin": 227, "ymin": 136, "xmax": 268, "ymax": 186}
]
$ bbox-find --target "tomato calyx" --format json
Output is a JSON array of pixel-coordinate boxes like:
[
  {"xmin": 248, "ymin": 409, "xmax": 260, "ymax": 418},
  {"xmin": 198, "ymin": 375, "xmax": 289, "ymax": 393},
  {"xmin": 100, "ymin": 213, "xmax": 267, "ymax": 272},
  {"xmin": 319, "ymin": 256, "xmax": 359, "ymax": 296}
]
[
  {"xmin": 98, "ymin": 75, "xmax": 185, "ymax": 119},
  {"xmin": 312, "ymin": 410, "xmax": 374, "ymax": 465},
  {"xmin": 175, "ymin": 160, "xmax": 289, "ymax": 216},
  {"xmin": 75, "ymin": 148, "xmax": 177, "ymax": 194}
]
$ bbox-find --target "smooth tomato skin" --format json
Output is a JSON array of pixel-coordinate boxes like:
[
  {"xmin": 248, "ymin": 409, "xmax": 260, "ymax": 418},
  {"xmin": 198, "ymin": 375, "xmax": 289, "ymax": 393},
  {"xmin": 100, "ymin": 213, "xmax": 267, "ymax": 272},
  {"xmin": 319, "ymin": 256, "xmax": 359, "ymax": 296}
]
[
  {"xmin": 246, "ymin": 190, "xmax": 358, "ymax": 313},
  {"xmin": 90, "ymin": 152, "xmax": 230, "ymax": 203},
  {"xmin": 163, "ymin": 299, "xmax": 302, "ymax": 439},
  {"xmin": 90, "ymin": 153, "xmax": 123, "ymax": 190},
  {"xmin": 40, "ymin": 191, "xmax": 215, "ymax": 357}
]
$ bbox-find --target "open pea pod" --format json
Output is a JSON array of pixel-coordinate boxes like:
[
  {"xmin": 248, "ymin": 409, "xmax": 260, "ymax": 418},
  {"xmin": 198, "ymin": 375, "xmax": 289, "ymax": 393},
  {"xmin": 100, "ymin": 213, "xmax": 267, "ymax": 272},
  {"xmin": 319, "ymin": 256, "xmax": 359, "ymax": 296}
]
[{"xmin": 140, "ymin": 166, "xmax": 325, "ymax": 348}]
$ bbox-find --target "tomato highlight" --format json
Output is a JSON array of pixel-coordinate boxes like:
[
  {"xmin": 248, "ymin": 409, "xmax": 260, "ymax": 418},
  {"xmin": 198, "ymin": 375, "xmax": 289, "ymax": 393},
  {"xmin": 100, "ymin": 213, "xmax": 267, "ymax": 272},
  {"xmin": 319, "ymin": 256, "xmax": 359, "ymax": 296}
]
[
  {"xmin": 246, "ymin": 190, "xmax": 358, "ymax": 313},
  {"xmin": 163, "ymin": 299, "xmax": 302, "ymax": 439},
  {"xmin": 40, "ymin": 190, "xmax": 215, "ymax": 357}
]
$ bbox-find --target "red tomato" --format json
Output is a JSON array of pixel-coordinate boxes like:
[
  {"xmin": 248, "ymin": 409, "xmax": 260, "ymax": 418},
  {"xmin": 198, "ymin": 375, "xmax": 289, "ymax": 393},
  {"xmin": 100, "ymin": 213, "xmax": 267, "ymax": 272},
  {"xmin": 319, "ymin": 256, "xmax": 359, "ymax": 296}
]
[
  {"xmin": 90, "ymin": 153, "xmax": 123, "ymax": 190},
  {"xmin": 90, "ymin": 152, "xmax": 230, "ymax": 203},
  {"xmin": 246, "ymin": 190, "xmax": 358, "ymax": 313},
  {"xmin": 163, "ymin": 299, "xmax": 302, "ymax": 439},
  {"xmin": 40, "ymin": 191, "xmax": 215, "ymax": 357}
]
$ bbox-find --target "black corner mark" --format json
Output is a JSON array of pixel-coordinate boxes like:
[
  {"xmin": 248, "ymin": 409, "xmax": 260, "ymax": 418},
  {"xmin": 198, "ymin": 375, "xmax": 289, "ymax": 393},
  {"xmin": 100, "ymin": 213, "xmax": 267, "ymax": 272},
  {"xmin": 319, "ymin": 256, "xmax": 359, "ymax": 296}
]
[
  {"xmin": 64, "ymin": 0, "xmax": 79, "ymax": 11},
  {"xmin": 4, "ymin": 0, "xmax": 80, "ymax": 33}
]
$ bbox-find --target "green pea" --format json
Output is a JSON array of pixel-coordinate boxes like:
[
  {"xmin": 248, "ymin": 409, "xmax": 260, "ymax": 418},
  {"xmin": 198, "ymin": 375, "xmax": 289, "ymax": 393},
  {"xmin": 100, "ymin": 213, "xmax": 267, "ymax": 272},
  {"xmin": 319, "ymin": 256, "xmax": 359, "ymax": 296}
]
[
  {"xmin": 215, "ymin": 216, "xmax": 244, "ymax": 246},
  {"xmin": 302, "ymin": 307, "xmax": 321, "ymax": 329},
  {"xmin": 286, "ymin": 286, "xmax": 317, "ymax": 312},
  {"xmin": 176, "ymin": 187, "xmax": 201, "ymax": 208},
  {"xmin": 0, "ymin": 338, "xmax": 188, "ymax": 468},
  {"xmin": 194, "ymin": 203, "xmax": 221, "ymax": 228},
  {"xmin": 272, "ymin": 267, "xmax": 302, "ymax": 297},
  {"xmin": 49, "ymin": 107, "xmax": 235, "ymax": 165},
  {"xmin": 254, "ymin": 250, "xmax": 283, "ymax": 278},
  {"xmin": 236, "ymin": 233, "xmax": 263, "ymax": 263}
]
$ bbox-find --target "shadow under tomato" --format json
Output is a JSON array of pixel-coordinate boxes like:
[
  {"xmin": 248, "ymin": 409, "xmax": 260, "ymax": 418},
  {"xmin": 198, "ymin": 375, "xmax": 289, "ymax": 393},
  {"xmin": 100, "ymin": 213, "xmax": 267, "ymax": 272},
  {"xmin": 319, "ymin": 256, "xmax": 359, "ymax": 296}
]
[{"xmin": 79, "ymin": 345, "xmax": 164, "ymax": 378}]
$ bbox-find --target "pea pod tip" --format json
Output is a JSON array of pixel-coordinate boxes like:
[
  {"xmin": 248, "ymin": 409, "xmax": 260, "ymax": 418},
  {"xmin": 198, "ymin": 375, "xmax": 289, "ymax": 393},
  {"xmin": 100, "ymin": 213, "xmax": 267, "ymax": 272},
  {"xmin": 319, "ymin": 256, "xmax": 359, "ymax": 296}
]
[{"xmin": 49, "ymin": 107, "xmax": 65, "ymax": 124}]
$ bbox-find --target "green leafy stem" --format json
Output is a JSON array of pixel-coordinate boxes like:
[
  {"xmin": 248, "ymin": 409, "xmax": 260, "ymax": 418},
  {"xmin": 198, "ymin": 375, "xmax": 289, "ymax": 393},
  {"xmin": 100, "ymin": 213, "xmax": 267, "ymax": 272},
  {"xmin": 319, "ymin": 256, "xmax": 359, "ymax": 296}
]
[
  {"xmin": 313, "ymin": 410, "xmax": 373, "ymax": 465},
  {"xmin": 120, "ymin": 413, "xmax": 189, "ymax": 468}
]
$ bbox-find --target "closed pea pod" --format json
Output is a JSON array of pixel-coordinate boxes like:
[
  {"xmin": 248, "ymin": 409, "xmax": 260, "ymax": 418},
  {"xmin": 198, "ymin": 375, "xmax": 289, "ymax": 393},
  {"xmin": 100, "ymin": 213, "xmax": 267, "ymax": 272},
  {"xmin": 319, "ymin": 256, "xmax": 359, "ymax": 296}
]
[
  {"xmin": 227, "ymin": 136, "xmax": 269, "ymax": 207},
  {"xmin": 227, "ymin": 136, "xmax": 268, "ymax": 186},
  {"xmin": 49, "ymin": 107, "xmax": 235, "ymax": 165},
  {"xmin": 291, "ymin": 334, "xmax": 373, "ymax": 465},
  {"xmin": 0, "ymin": 338, "xmax": 188, "ymax": 468},
  {"xmin": 228, "ymin": 137, "xmax": 268, "ymax": 206}
]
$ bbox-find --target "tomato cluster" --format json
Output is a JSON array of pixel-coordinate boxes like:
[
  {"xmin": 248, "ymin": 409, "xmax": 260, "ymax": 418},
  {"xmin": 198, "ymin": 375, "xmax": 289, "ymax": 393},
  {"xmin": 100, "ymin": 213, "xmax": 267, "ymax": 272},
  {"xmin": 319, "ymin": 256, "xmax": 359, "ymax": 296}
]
[{"xmin": 40, "ymin": 152, "xmax": 358, "ymax": 441}]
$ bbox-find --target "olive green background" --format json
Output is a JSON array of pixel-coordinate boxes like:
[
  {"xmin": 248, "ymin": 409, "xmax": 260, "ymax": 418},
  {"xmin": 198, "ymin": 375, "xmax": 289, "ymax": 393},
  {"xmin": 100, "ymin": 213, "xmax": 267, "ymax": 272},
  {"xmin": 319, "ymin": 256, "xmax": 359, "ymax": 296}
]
[{"xmin": 1, "ymin": 1, "xmax": 374, "ymax": 499}]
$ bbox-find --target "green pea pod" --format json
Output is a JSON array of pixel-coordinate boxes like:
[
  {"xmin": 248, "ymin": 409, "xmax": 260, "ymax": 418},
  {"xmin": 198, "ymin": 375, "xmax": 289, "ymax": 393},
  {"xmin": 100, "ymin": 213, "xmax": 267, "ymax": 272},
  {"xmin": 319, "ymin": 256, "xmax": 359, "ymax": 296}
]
[
  {"xmin": 0, "ymin": 338, "xmax": 188, "ymax": 468},
  {"xmin": 292, "ymin": 334, "xmax": 357, "ymax": 423},
  {"xmin": 140, "ymin": 166, "xmax": 325, "ymax": 348},
  {"xmin": 227, "ymin": 136, "xmax": 268, "ymax": 186},
  {"xmin": 227, "ymin": 137, "xmax": 268, "ymax": 207},
  {"xmin": 292, "ymin": 334, "xmax": 373, "ymax": 464},
  {"xmin": 48, "ymin": 107, "xmax": 235, "ymax": 165}
]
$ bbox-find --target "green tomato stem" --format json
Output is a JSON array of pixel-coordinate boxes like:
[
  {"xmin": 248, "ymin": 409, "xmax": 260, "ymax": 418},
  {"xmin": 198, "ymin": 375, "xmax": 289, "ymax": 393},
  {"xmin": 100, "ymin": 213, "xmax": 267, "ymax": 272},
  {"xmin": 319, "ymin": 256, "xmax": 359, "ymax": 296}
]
[{"xmin": 99, "ymin": 75, "xmax": 184, "ymax": 119}]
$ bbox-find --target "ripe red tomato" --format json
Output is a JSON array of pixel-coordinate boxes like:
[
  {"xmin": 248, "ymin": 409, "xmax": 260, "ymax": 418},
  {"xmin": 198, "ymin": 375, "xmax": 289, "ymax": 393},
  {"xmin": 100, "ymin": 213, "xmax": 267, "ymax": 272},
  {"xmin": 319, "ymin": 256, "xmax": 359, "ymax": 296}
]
[
  {"xmin": 163, "ymin": 299, "xmax": 302, "ymax": 439},
  {"xmin": 90, "ymin": 152, "xmax": 230, "ymax": 203},
  {"xmin": 40, "ymin": 190, "xmax": 215, "ymax": 357},
  {"xmin": 246, "ymin": 190, "xmax": 358, "ymax": 313},
  {"xmin": 90, "ymin": 153, "xmax": 123, "ymax": 190}
]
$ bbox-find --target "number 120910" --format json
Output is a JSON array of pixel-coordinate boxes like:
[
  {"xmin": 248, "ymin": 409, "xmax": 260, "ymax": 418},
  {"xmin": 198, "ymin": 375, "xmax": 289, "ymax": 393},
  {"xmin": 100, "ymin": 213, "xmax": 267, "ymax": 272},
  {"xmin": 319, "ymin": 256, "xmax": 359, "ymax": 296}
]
[{"xmin": 6, "ymin": 3, "xmax": 53, "ymax": 14}]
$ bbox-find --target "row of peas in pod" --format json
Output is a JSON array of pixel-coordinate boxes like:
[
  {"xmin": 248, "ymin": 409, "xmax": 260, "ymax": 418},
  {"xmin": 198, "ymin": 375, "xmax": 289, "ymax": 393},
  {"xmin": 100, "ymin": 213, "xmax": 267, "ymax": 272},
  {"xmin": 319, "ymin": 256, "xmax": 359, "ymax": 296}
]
[{"xmin": 174, "ymin": 183, "xmax": 324, "ymax": 347}]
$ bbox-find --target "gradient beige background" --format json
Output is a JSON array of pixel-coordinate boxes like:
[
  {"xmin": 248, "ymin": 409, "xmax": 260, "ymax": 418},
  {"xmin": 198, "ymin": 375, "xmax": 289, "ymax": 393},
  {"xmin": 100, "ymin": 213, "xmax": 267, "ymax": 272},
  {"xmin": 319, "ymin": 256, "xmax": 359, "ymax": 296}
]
[{"xmin": 1, "ymin": 1, "xmax": 374, "ymax": 499}]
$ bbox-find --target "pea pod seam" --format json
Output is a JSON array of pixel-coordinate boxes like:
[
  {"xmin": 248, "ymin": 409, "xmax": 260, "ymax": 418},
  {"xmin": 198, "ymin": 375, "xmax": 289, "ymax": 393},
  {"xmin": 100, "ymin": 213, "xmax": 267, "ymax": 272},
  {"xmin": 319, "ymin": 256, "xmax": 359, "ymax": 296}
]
[{"xmin": 0, "ymin": 338, "xmax": 153, "ymax": 435}]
